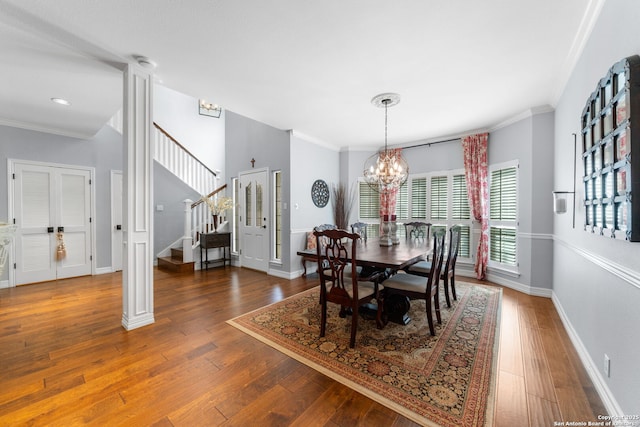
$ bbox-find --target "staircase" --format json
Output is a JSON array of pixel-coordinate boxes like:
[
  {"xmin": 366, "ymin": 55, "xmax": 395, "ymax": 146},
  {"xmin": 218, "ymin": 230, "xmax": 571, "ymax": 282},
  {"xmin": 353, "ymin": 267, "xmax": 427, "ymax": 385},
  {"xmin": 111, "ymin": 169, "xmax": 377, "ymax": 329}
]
[
  {"xmin": 151, "ymin": 122, "xmax": 226, "ymax": 273},
  {"xmin": 108, "ymin": 113, "xmax": 225, "ymax": 274},
  {"xmin": 157, "ymin": 248, "xmax": 194, "ymax": 273}
]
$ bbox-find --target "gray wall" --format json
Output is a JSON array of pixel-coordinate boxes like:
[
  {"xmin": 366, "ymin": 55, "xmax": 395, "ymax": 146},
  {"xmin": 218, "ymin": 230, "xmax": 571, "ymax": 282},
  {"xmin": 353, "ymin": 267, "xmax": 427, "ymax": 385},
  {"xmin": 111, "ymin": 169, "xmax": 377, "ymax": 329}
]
[
  {"xmin": 289, "ymin": 134, "xmax": 339, "ymax": 274},
  {"xmin": 0, "ymin": 124, "xmax": 122, "ymax": 278},
  {"xmin": 553, "ymin": 0, "xmax": 640, "ymax": 414},
  {"xmin": 224, "ymin": 111, "xmax": 292, "ymax": 272},
  {"xmin": 153, "ymin": 162, "xmax": 200, "ymax": 257}
]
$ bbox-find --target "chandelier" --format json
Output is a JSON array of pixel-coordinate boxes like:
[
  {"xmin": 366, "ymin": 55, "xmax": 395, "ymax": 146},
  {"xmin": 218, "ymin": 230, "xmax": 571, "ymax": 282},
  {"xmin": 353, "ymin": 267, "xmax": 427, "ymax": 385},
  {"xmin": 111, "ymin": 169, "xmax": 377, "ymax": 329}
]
[{"xmin": 363, "ymin": 93, "xmax": 409, "ymax": 192}]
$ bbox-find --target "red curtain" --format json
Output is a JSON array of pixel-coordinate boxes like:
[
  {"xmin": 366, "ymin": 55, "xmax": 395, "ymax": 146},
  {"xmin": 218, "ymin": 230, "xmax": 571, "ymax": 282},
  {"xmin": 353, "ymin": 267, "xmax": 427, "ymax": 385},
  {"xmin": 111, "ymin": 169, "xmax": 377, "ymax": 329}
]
[{"xmin": 462, "ymin": 133, "xmax": 489, "ymax": 280}]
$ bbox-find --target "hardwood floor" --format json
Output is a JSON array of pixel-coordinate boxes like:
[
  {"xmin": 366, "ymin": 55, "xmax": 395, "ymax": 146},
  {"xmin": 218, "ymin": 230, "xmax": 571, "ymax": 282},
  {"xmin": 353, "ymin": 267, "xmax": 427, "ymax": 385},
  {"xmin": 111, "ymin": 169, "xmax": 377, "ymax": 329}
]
[{"xmin": 0, "ymin": 268, "xmax": 606, "ymax": 426}]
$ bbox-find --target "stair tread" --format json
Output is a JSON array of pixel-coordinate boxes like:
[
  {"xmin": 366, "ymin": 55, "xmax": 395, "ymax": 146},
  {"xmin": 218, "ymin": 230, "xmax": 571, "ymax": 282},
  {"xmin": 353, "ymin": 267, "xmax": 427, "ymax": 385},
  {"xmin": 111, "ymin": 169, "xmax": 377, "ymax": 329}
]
[{"xmin": 158, "ymin": 256, "xmax": 194, "ymax": 266}]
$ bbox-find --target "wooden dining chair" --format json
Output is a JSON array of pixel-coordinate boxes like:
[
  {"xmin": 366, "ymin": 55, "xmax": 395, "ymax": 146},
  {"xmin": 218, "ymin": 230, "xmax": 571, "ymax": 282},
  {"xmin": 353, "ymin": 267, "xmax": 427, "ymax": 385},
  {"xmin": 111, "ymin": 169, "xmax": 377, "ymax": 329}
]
[
  {"xmin": 350, "ymin": 221, "xmax": 368, "ymax": 241},
  {"xmin": 382, "ymin": 229, "xmax": 445, "ymax": 336},
  {"xmin": 405, "ymin": 225, "xmax": 461, "ymax": 308},
  {"xmin": 404, "ymin": 221, "xmax": 431, "ymax": 241},
  {"xmin": 314, "ymin": 228, "xmax": 384, "ymax": 348}
]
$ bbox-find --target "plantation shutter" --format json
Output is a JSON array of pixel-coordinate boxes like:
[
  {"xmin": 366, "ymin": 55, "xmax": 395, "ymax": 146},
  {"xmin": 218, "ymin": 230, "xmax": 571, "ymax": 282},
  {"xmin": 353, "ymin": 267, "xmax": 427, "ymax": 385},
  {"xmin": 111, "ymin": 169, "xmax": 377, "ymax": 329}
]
[
  {"xmin": 452, "ymin": 174, "xmax": 470, "ymax": 220},
  {"xmin": 490, "ymin": 167, "xmax": 517, "ymax": 221},
  {"xmin": 489, "ymin": 166, "xmax": 518, "ymax": 266},
  {"xmin": 359, "ymin": 182, "xmax": 379, "ymax": 220},
  {"xmin": 410, "ymin": 177, "xmax": 427, "ymax": 219},
  {"xmin": 490, "ymin": 227, "xmax": 517, "ymax": 265},
  {"xmin": 430, "ymin": 176, "xmax": 448, "ymax": 220},
  {"xmin": 395, "ymin": 181, "xmax": 409, "ymax": 220},
  {"xmin": 458, "ymin": 225, "xmax": 471, "ymax": 258}
]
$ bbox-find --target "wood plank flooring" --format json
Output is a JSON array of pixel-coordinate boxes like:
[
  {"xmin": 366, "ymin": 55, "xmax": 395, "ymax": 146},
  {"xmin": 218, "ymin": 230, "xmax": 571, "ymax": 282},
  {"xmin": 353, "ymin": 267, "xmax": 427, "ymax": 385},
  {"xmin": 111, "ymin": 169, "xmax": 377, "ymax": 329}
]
[{"xmin": 0, "ymin": 268, "xmax": 607, "ymax": 426}]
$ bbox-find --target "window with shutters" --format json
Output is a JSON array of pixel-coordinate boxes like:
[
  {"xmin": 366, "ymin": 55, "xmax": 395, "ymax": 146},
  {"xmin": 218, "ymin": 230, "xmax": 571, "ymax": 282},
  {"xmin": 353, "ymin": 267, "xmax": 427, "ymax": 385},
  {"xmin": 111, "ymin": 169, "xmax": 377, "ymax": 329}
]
[
  {"xmin": 427, "ymin": 172, "xmax": 472, "ymax": 259},
  {"xmin": 357, "ymin": 169, "xmax": 472, "ymax": 260},
  {"xmin": 489, "ymin": 162, "xmax": 518, "ymax": 268}
]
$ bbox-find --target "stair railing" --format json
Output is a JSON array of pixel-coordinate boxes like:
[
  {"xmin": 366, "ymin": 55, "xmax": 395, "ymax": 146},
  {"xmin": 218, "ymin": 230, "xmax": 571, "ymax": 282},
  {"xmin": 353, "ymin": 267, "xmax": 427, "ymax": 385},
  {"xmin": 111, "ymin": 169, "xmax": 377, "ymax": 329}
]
[
  {"xmin": 153, "ymin": 122, "xmax": 218, "ymax": 195},
  {"xmin": 180, "ymin": 184, "xmax": 229, "ymax": 263}
]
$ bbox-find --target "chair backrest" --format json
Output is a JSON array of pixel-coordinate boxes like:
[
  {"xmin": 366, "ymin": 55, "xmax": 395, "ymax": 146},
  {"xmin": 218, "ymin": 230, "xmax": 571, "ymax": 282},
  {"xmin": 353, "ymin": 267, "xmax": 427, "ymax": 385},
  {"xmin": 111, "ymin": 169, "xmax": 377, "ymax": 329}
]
[
  {"xmin": 313, "ymin": 224, "xmax": 337, "ymax": 232},
  {"xmin": 404, "ymin": 222, "xmax": 431, "ymax": 242},
  {"xmin": 314, "ymin": 229, "xmax": 360, "ymax": 305},
  {"xmin": 444, "ymin": 225, "xmax": 461, "ymax": 275},
  {"xmin": 427, "ymin": 229, "xmax": 446, "ymax": 295},
  {"xmin": 350, "ymin": 222, "xmax": 368, "ymax": 241}
]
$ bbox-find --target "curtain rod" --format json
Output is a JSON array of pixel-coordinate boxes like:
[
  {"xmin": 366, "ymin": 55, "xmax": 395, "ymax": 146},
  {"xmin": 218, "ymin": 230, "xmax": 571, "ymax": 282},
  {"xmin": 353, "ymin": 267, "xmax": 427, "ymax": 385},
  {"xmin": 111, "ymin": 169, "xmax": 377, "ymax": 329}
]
[{"xmin": 402, "ymin": 137, "xmax": 461, "ymax": 150}]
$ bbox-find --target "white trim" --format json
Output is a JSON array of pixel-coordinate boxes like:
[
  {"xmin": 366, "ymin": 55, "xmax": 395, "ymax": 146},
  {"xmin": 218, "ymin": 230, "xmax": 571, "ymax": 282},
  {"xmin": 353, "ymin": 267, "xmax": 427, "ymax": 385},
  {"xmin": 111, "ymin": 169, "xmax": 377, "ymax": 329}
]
[
  {"xmin": 489, "ymin": 106, "xmax": 555, "ymax": 133},
  {"xmin": 554, "ymin": 235, "xmax": 640, "ymax": 290},
  {"xmin": 290, "ymin": 129, "xmax": 340, "ymax": 152},
  {"xmin": 0, "ymin": 118, "xmax": 96, "ymax": 140},
  {"xmin": 268, "ymin": 268, "xmax": 299, "ymax": 280},
  {"xmin": 550, "ymin": 0, "xmax": 608, "ymax": 105},
  {"xmin": 456, "ymin": 268, "xmax": 552, "ymax": 298},
  {"xmin": 519, "ymin": 232, "xmax": 553, "ymax": 241},
  {"xmin": 95, "ymin": 267, "xmax": 113, "ymax": 275},
  {"xmin": 551, "ymin": 291, "xmax": 622, "ymax": 417},
  {"xmin": 0, "ymin": 279, "xmax": 9, "ymax": 289}
]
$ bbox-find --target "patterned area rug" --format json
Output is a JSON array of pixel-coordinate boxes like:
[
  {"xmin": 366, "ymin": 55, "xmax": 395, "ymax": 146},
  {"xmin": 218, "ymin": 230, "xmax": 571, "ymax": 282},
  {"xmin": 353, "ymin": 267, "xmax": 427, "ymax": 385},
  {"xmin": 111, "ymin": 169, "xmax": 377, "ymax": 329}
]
[{"xmin": 227, "ymin": 281, "xmax": 501, "ymax": 427}]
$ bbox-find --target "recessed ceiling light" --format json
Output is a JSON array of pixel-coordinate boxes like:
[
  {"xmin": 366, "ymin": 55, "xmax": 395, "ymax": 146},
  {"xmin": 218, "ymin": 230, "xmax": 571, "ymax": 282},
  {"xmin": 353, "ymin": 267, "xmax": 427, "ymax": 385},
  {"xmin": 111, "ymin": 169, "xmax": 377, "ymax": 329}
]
[{"xmin": 51, "ymin": 98, "xmax": 71, "ymax": 106}]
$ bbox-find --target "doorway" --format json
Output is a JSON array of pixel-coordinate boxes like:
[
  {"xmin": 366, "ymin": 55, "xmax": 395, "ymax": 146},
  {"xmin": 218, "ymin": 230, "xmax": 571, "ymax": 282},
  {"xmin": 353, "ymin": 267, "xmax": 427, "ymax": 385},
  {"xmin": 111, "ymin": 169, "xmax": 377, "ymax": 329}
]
[
  {"xmin": 239, "ymin": 168, "xmax": 269, "ymax": 272},
  {"xmin": 10, "ymin": 160, "xmax": 94, "ymax": 285}
]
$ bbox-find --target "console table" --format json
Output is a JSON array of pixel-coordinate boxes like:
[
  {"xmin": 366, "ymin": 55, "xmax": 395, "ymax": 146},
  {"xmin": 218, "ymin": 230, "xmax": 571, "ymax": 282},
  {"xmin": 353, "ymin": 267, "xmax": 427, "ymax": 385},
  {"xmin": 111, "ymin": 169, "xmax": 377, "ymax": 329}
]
[{"xmin": 200, "ymin": 232, "xmax": 231, "ymax": 269}]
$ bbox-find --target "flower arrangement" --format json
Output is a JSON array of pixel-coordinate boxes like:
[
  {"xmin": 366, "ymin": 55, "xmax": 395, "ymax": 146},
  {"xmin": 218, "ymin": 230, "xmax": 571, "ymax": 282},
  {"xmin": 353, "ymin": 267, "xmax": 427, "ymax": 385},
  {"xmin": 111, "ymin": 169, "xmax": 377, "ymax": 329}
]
[{"xmin": 202, "ymin": 195, "xmax": 234, "ymax": 216}]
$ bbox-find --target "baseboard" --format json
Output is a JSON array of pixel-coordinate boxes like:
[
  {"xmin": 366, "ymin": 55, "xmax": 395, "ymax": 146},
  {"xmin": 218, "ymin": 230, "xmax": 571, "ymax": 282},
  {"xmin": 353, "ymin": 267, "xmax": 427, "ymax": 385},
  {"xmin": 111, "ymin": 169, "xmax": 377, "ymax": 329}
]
[
  {"xmin": 456, "ymin": 269, "xmax": 553, "ymax": 298},
  {"xmin": 0, "ymin": 279, "xmax": 9, "ymax": 289},
  {"xmin": 551, "ymin": 291, "xmax": 622, "ymax": 416},
  {"xmin": 268, "ymin": 268, "xmax": 300, "ymax": 280},
  {"xmin": 95, "ymin": 267, "xmax": 113, "ymax": 275}
]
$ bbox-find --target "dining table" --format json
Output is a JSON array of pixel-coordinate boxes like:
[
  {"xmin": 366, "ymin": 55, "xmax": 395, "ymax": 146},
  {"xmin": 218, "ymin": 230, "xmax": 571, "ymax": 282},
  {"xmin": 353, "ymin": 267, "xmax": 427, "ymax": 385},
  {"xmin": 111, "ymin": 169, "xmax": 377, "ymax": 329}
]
[
  {"xmin": 297, "ymin": 237, "xmax": 430, "ymax": 272},
  {"xmin": 297, "ymin": 237, "xmax": 431, "ymax": 325}
]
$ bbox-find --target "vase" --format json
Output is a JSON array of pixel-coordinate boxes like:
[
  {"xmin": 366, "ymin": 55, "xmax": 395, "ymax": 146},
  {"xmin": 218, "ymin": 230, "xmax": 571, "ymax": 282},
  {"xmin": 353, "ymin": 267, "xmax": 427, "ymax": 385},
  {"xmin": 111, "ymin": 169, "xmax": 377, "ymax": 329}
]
[{"xmin": 212, "ymin": 214, "xmax": 219, "ymax": 232}]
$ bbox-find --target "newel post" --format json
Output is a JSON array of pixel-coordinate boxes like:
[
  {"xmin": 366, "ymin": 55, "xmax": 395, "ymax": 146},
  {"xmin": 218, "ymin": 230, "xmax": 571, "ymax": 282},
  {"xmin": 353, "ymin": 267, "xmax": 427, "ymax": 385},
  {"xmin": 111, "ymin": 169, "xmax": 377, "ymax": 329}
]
[{"xmin": 183, "ymin": 199, "xmax": 194, "ymax": 263}]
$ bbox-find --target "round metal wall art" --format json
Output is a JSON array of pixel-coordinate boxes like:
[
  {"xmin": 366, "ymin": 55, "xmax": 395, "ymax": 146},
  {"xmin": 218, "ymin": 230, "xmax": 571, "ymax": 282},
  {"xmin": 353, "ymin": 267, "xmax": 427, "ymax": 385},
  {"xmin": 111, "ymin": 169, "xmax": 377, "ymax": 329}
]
[{"xmin": 311, "ymin": 179, "xmax": 330, "ymax": 207}]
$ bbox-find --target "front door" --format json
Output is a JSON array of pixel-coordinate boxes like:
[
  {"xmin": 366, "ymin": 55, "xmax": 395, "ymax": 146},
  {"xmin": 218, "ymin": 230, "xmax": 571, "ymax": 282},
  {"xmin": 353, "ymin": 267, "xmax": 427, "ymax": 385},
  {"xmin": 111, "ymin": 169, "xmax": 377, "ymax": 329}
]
[
  {"xmin": 239, "ymin": 169, "xmax": 269, "ymax": 272},
  {"xmin": 12, "ymin": 161, "xmax": 92, "ymax": 285}
]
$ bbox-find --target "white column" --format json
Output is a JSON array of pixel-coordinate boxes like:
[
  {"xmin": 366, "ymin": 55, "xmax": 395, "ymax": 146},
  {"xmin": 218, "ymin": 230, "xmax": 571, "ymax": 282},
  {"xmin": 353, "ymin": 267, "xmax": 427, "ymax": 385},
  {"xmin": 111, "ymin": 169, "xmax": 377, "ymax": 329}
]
[{"xmin": 121, "ymin": 63, "xmax": 154, "ymax": 330}]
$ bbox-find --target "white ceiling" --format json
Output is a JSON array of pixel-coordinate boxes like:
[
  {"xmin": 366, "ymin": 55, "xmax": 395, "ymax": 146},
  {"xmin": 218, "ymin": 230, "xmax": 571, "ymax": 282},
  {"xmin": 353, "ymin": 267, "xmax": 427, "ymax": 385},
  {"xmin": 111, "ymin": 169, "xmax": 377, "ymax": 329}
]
[{"xmin": 0, "ymin": 0, "xmax": 601, "ymax": 149}]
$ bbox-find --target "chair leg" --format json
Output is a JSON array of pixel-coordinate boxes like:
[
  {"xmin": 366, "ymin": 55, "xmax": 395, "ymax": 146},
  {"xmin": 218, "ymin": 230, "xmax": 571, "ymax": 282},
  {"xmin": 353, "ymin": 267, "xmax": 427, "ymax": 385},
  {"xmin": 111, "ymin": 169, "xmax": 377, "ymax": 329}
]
[
  {"xmin": 375, "ymin": 293, "xmax": 385, "ymax": 329},
  {"xmin": 434, "ymin": 291, "xmax": 442, "ymax": 325},
  {"xmin": 425, "ymin": 295, "xmax": 435, "ymax": 336},
  {"xmin": 450, "ymin": 274, "xmax": 457, "ymax": 301},
  {"xmin": 442, "ymin": 274, "xmax": 451, "ymax": 308}
]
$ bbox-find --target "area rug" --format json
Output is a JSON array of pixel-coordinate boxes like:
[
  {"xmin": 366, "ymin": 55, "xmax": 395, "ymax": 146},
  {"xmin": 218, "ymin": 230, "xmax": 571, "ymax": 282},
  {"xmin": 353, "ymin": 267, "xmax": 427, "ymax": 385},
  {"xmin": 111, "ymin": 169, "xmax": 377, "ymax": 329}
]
[{"xmin": 227, "ymin": 281, "xmax": 501, "ymax": 427}]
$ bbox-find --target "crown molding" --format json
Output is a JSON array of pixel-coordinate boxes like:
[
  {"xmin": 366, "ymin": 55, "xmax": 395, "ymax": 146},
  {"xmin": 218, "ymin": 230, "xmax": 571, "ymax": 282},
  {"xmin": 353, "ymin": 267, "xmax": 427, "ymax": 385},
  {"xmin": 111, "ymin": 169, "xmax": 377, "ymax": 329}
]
[{"xmin": 550, "ymin": 0, "xmax": 608, "ymax": 105}]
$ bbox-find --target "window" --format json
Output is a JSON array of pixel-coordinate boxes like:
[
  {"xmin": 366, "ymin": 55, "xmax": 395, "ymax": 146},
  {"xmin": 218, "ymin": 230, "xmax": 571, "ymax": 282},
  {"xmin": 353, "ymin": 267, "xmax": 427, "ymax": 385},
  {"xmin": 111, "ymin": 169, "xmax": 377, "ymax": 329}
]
[
  {"xmin": 489, "ymin": 163, "xmax": 518, "ymax": 267},
  {"xmin": 273, "ymin": 170, "xmax": 282, "ymax": 261},
  {"xmin": 357, "ymin": 169, "xmax": 472, "ymax": 259}
]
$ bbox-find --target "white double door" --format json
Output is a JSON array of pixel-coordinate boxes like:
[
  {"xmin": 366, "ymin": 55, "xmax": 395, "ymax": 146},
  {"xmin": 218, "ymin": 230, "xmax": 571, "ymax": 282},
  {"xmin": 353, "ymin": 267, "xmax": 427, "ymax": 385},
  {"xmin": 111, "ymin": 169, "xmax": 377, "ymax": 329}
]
[
  {"xmin": 12, "ymin": 161, "xmax": 93, "ymax": 285},
  {"xmin": 239, "ymin": 169, "xmax": 269, "ymax": 272}
]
